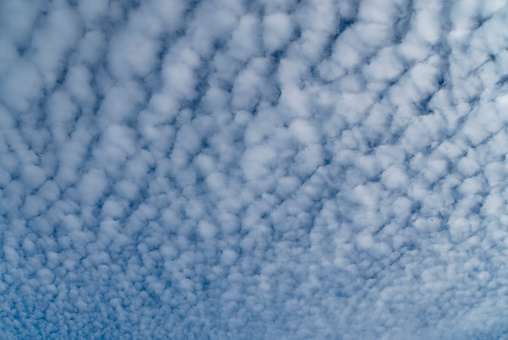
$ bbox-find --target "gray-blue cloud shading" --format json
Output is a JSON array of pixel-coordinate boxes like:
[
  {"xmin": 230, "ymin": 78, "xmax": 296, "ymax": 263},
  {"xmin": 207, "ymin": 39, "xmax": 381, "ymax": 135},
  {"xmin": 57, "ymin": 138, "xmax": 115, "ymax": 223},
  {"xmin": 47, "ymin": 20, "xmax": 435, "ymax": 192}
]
[{"xmin": 1, "ymin": 0, "xmax": 508, "ymax": 339}]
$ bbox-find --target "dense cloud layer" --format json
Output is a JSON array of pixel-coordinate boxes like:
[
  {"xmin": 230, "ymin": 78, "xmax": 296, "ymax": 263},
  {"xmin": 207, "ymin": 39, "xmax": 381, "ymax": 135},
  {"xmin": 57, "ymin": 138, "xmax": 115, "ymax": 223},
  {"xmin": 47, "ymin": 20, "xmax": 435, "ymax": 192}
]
[{"xmin": 1, "ymin": 0, "xmax": 508, "ymax": 338}]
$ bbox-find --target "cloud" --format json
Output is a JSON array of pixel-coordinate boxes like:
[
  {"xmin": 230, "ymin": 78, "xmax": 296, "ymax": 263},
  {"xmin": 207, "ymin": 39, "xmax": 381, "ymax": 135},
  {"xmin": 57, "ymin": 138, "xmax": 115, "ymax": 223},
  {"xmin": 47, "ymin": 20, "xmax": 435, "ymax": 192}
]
[
  {"xmin": 263, "ymin": 12, "xmax": 293, "ymax": 53},
  {"xmin": 1, "ymin": 0, "xmax": 508, "ymax": 339}
]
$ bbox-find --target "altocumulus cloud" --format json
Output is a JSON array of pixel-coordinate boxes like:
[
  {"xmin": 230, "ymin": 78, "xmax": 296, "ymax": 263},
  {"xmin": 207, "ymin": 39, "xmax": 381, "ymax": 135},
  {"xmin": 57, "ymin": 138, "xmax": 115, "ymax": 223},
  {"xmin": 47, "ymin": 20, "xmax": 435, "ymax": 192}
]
[{"xmin": 1, "ymin": 0, "xmax": 508, "ymax": 339}]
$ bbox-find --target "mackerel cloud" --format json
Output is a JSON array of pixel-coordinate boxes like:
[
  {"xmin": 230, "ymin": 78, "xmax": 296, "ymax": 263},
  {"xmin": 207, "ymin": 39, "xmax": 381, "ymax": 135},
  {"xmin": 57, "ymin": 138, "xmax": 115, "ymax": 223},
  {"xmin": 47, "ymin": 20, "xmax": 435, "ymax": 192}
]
[{"xmin": 1, "ymin": 0, "xmax": 508, "ymax": 339}]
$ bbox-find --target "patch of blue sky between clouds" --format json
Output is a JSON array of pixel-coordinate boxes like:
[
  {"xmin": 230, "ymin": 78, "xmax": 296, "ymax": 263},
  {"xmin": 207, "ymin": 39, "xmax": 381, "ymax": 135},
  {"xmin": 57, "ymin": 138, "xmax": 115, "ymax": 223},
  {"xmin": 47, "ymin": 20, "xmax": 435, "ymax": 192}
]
[{"xmin": 1, "ymin": 0, "xmax": 508, "ymax": 339}]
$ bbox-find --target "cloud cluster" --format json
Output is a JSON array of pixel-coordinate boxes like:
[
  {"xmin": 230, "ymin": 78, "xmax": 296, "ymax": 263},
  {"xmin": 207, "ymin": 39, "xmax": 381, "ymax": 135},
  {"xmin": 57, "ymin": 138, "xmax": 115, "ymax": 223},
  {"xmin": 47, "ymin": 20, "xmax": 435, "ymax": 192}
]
[{"xmin": 1, "ymin": 0, "xmax": 508, "ymax": 338}]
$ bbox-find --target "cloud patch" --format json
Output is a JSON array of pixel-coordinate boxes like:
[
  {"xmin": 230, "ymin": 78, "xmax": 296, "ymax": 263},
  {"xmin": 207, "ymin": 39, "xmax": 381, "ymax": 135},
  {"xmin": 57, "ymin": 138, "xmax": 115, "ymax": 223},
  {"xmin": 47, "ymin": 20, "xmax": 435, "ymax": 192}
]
[{"xmin": 1, "ymin": 0, "xmax": 508, "ymax": 339}]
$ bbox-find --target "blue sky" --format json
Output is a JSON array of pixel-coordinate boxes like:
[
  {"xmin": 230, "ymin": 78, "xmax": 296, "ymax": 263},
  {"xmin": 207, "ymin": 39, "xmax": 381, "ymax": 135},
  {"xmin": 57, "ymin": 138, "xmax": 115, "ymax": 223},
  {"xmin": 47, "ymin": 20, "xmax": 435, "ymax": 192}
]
[{"xmin": 1, "ymin": 0, "xmax": 508, "ymax": 339}]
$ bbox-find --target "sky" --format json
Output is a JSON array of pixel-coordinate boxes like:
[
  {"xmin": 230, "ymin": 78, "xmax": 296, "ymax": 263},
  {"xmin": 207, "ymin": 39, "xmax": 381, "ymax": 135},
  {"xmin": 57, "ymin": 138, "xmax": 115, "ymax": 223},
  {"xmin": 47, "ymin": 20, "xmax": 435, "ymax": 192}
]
[{"xmin": 1, "ymin": 0, "xmax": 508, "ymax": 339}]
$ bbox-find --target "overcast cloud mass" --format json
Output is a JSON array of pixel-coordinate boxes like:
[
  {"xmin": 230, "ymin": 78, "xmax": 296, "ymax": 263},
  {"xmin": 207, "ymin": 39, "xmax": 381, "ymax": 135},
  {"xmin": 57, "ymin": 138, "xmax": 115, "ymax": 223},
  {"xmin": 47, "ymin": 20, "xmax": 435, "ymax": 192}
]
[{"xmin": 1, "ymin": 0, "xmax": 508, "ymax": 339}]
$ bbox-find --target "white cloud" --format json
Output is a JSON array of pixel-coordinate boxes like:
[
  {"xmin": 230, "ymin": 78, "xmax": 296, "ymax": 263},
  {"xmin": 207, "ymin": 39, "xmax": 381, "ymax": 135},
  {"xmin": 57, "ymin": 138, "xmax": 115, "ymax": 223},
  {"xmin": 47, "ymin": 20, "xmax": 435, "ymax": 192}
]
[
  {"xmin": 108, "ymin": 31, "xmax": 160, "ymax": 80},
  {"xmin": 241, "ymin": 143, "xmax": 277, "ymax": 180},
  {"xmin": 30, "ymin": 5, "xmax": 81, "ymax": 86},
  {"xmin": 229, "ymin": 14, "xmax": 262, "ymax": 62},
  {"xmin": 263, "ymin": 12, "xmax": 293, "ymax": 52},
  {"xmin": 1, "ymin": 0, "xmax": 508, "ymax": 339},
  {"xmin": 413, "ymin": 1, "xmax": 442, "ymax": 44},
  {"xmin": 364, "ymin": 47, "xmax": 404, "ymax": 82},
  {"xmin": 77, "ymin": 168, "xmax": 107, "ymax": 205},
  {"xmin": 0, "ymin": 60, "xmax": 42, "ymax": 112},
  {"xmin": 289, "ymin": 119, "xmax": 319, "ymax": 145}
]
